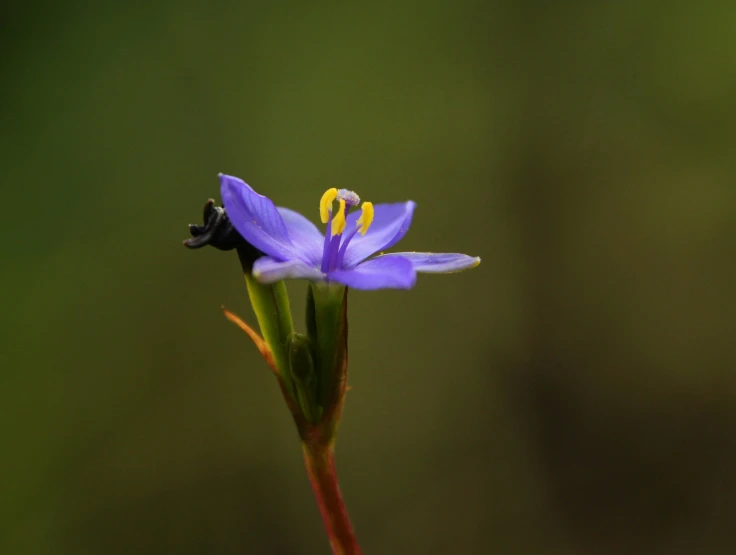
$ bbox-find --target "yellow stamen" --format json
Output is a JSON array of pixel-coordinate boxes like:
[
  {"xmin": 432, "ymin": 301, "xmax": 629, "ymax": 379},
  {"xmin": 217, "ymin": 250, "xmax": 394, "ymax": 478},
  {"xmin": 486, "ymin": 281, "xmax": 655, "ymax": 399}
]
[
  {"xmin": 331, "ymin": 199, "xmax": 347, "ymax": 236},
  {"xmin": 319, "ymin": 188, "xmax": 338, "ymax": 223},
  {"xmin": 356, "ymin": 201, "xmax": 374, "ymax": 236}
]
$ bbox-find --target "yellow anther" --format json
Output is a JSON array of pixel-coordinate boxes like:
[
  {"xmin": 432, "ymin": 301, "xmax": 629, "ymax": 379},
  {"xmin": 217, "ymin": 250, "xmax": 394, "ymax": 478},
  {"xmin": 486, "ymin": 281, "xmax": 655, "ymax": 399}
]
[
  {"xmin": 356, "ymin": 201, "xmax": 374, "ymax": 236},
  {"xmin": 319, "ymin": 188, "xmax": 338, "ymax": 223},
  {"xmin": 331, "ymin": 199, "xmax": 347, "ymax": 236}
]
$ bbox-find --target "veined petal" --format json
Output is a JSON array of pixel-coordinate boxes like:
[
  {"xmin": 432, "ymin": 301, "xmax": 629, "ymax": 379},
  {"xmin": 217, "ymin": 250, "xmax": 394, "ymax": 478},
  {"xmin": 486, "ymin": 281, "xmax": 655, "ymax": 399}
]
[
  {"xmin": 277, "ymin": 207, "xmax": 324, "ymax": 265},
  {"xmin": 252, "ymin": 256, "xmax": 325, "ymax": 284},
  {"xmin": 380, "ymin": 252, "xmax": 481, "ymax": 273},
  {"xmin": 220, "ymin": 174, "xmax": 299, "ymax": 261},
  {"xmin": 341, "ymin": 201, "xmax": 416, "ymax": 268},
  {"xmin": 328, "ymin": 255, "xmax": 416, "ymax": 290}
]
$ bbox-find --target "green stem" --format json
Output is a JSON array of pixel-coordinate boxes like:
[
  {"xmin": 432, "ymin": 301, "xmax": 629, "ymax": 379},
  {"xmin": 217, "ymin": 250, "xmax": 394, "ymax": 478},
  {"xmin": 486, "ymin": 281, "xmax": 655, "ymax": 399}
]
[
  {"xmin": 238, "ymin": 250, "xmax": 295, "ymax": 398},
  {"xmin": 302, "ymin": 441, "xmax": 361, "ymax": 555}
]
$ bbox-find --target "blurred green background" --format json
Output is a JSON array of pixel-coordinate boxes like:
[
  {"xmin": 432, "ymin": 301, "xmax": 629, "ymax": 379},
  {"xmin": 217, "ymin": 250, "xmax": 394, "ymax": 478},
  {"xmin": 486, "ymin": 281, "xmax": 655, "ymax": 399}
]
[{"xmin": 2, "ymin": 1, "xmax": 736, "ymax": 553}]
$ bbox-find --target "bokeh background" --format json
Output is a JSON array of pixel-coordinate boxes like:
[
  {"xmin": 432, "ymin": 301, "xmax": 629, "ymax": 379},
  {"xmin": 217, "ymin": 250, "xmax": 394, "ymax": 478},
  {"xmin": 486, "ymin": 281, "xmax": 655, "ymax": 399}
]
[{"xmin": 3, "ymin": 1, "xmax": 736, "ymax": 553}]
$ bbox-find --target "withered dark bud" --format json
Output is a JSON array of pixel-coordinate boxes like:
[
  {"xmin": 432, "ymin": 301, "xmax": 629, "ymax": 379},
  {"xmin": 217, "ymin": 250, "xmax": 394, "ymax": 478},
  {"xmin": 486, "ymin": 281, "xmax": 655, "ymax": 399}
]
[
  {"xmin": 184, "ymin": 198, "xmax": 262, "ymax": 268},
  {"xmin": 185, "ymin": 199, "xmax": 240, "ymax": 250}
]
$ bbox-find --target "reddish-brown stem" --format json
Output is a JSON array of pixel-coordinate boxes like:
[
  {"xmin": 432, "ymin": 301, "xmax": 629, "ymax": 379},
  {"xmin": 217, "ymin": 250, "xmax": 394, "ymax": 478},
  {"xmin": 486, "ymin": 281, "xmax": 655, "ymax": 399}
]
[{"xmin": 302, "ymin": 442, "xmax": 361, "ymax": 555}]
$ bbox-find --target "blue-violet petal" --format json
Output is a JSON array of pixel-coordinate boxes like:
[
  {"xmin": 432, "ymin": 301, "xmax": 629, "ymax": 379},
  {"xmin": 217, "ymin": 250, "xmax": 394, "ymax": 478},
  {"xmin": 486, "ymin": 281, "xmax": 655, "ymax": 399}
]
[
  {"xmin": 380, "ymin": 252, "xmax": 480, "ymax": 273},
  {"xmin": 220, "ymin": 174, "xmax": 299, "ymax": 261},
  {"xmin": 341, "ymin": 201, "xmax": 416, "ymax": 269},
  {"xmin": 328, "ymin": 255, "xmax": 416, "ymax": 290},
  {"xmin": 252, "ymin": 256, "xmax": 324, "ymax": 283},
  {"xmin": 277, "ymin": 207, "xmax": 325, "ymax": 265}
]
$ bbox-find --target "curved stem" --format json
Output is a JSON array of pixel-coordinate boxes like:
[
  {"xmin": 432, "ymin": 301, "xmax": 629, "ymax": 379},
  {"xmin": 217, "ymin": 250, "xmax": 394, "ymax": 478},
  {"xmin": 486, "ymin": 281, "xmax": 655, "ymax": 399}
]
[{"xmin": 302, "ymin": 442, "xmax": 361, "ymax": 555}]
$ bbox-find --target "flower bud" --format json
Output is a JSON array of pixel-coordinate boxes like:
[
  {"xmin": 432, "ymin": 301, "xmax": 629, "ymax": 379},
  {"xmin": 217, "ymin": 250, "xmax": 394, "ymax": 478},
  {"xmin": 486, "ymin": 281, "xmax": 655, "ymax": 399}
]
[
  {"xmin": 305, "ymin": 284, "xmax": 349, "ymax": 440},
  {"xmin": 288, "ymin": 333, "xmax": 321, "ymax": 424}
]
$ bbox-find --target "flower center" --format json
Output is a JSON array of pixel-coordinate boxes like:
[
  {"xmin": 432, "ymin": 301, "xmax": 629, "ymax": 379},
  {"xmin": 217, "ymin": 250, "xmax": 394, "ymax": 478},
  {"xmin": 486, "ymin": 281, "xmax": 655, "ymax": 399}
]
[{"xmin": 318, "ymin": 188, "xmax": 374, "ymax": 272}]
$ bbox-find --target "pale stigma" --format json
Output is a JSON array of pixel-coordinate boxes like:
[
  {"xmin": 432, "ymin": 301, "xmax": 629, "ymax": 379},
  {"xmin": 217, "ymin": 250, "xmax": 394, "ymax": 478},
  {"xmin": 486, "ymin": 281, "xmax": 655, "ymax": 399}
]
[{"xmin": 337, "ymin": 189, "xmax": 360, "ymax": 206}]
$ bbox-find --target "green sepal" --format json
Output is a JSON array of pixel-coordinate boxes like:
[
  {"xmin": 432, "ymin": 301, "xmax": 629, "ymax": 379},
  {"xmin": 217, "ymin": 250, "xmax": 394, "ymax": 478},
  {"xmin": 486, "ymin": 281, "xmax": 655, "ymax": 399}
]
[{"xmin": 288, "ymin": 332, "xmax": 322, "ymax": 424}]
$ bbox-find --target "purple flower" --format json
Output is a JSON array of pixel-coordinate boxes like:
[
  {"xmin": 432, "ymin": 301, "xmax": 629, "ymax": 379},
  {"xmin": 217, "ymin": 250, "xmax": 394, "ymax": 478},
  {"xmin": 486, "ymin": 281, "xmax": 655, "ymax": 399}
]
[{"xmin": 220, "ymin": 174, "xmax": 480, "ymax": 290}]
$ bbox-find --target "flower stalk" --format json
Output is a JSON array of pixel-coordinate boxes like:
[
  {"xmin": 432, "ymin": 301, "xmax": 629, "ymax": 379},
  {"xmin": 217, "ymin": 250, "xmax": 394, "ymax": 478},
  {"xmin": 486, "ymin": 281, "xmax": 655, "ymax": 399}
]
[{"xmin": 302, "ymin": 441, "xmax": 361, "ymax": 555}]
